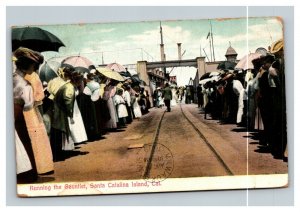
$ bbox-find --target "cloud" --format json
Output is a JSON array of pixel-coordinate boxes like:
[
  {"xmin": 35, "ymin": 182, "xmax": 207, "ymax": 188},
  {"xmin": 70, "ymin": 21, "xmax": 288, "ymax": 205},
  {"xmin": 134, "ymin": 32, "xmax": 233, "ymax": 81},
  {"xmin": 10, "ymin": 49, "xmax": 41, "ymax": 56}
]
[
  {"xmin": 124, "ymin": 25, "xmax": 193, "ymax": 61},
  {"xmin": 127, "ymin": 25, "xmax": 192, "ymax": 46},
  {"xmin": 98, "ymin": 28, "xmax": 116, "ymax": 33},
  {"xmin": 194, "ymin": 19, "xmax": 283, "ymax": 61},
  {"xmin": 248, "ymin": 22, "xmax": 283, "ymax": 41},
  {"xmin": 87, "ymin": 28, "xmax": 116, "ymax": 34},
  {"xmin": 101, "ymin": 40, "xmax": 113, "ymax": 44},
  {"xmin": 212, "ymin": 33, "xmax": 247, "ymax": 46},
  {"xmin": 43, "ymin": 18, "xmax": 284, "ymax": 66}
]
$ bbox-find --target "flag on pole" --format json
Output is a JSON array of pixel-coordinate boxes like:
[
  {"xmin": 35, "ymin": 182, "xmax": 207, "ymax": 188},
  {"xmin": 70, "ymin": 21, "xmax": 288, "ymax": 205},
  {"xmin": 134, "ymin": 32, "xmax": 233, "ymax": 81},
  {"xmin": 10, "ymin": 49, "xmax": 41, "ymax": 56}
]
[{"xmin": 206, "ymin": 32, "xmax": 210, "ymax": 39}]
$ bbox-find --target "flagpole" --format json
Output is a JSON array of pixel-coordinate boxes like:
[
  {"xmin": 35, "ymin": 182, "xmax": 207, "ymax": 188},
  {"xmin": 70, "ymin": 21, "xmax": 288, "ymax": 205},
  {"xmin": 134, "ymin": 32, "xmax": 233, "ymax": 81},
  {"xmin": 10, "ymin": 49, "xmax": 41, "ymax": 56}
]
[
  {"xmin": 210, "ymin": 20, "xmax": 215, "ymax": 62},
  {"xmin": 203, "ymin": 48, "xmax": 210, "ymax": 62},
  {"xmin": 209, "ymin": 31, "xmax": 212, "ymax": 62}
]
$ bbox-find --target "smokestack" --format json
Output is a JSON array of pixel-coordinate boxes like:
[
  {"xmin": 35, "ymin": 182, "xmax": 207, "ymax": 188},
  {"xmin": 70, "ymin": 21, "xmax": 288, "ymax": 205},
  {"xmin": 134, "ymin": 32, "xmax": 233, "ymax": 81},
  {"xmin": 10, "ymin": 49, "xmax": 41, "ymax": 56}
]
[
  {"xmin": 160, "ymin": 44, "xmax": 165, "ymax": 61},
  {"xmin": 177, "ymin": 43, "xmax": 182, "ymax": 60},
  {"xmin": 160, "ymin": 22, "xmax": 166, "ymax": 62}
]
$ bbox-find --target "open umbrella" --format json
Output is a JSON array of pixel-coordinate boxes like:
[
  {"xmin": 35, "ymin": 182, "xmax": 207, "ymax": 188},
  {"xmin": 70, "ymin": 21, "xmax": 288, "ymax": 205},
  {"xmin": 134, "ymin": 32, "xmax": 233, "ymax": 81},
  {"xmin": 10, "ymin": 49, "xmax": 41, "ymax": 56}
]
[
  {"xmin": 209, "ymin": 71, "xmax": 221, "ymax": 77},
  {"xmin": 131, "ymin": 74, "xmax": 146, "ymax": 86},
  {"xmin": 199, "ymin": 78, "xmax": 213, "ymax": 85},
  {"xmin": 235, "ymin": 53, "xmax": 263, "ymax": 70},
  {"xmin": 199, "ymin": 72, "xmax": 211, "ymax": 80},
  {"xmin": 106, "ymin": 63, "xmax": 126, "ymax": 72},
  {"xmin": 96, "ymin": 67, "xmax": 125, "ymax": 82},
  {"xmin": 39, "ymin": 59, "xmax": 61, "ymax": 83},
  {"xmin": 12, "ymin": 26, "xmax": 65, "ymax": 52},
  {"xmin": 119, "ymin": 71, "xmax": 132, "ymax": 78},
  {"xmin": 106, "ymin": 62, "xmax": 132, "ymax": 77},
  {"xmin": 217, "ymin": 61, "xmax": 237, "ymax": 71},
  {"xmin": 199, "ymin": 75, "xmax": 220, "ymax": 85},
  {"xmin": 61, "ymin": 56, "xmax": 94, "ymax": 73}
]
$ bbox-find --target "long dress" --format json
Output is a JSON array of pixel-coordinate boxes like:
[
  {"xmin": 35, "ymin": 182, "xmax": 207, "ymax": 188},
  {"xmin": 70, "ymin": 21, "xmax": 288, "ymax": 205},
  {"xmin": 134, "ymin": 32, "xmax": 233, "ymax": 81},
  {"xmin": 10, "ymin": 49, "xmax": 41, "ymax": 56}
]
[
  {"xmin": 157, "ymin": 91, "xmax": 164, "ymax": 107},
  {"xmin": 245, "ymin": 76, "xmax": 259, "ymax": 130},
  {"xmin": 14, "ymin": 70, "xmax": 54, "ymax": 174},
  {"xmin": 170, "ymin": 88, "xmax": 177, "ymax": 107},
  {"xmin": 77, "ymin": 92, "xmax": 99, "ymax": 140},
  {"xmin": 232, "ymin": 80, "xmax": 245, "ymax": 124},
  {"xmin": 14, "ymin": 72, "xmax": 38, "ymax": 181},
  {"xmin": 88, "ymin": 81, "xmax": 108, "ymax": 135},
  {"xmin": 132, "ymin": 95, "xmax": 142, "ymax": 118},
  {"xmin": 48, "ymin": 77, "xmax": 75, "ymax": 150},
  {"xmin": 15, "ymin": 130, "xmax": 32, "ymax": 174},
  {"xmin": 96, "ymin": 83, "xmax": 111, "ymax": 131},
  {"xmin": 68, "ymin": 90, "xmax": 88, "ymax": 144},
  {"xmin": 23, "ymin": 72, "xmax": 54, "ymax": 174},
  {"xmin": 51, "ymin": 82, "xmax": 75, "ymax": 159},
  {"xmin": 103, "ymin": 85, "xmax": 118, "ymax": 129},
  {"xmin": 113, "ymin": 95, "xmax": 128, "ymax": 118},
  {"xmin": 77, "ymin": 81, "xmax": 101, "ymax": 140},
  {"xmin": 124, "ymin": 90, "xmax": 133, "ymax": 124}
]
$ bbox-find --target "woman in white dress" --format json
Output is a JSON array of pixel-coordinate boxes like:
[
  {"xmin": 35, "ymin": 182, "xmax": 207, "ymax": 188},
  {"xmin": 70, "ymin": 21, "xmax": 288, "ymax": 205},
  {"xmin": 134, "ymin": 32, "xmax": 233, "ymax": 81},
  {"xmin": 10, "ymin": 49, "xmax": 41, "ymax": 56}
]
[
  {"xmin": 170, "ymin": 87, "xmax": 177, "ymax": 107},
  {"xmin": 68, "ymin": 89, "xmax": 88, "ymax": 144},
  {"xmin": 157, "ymin": 89, "xmax": 164, "ymax": 108},
  {"xmin": 113, "ymin": 89, "xmax": 128, "ymax": 127},
  {"xmin": 15, "ymin": 130, "xmax": 32, "ymax": 175},
  {"xmin": 131, "ymin": 93, "xmax": 142, "ymax": 118}
]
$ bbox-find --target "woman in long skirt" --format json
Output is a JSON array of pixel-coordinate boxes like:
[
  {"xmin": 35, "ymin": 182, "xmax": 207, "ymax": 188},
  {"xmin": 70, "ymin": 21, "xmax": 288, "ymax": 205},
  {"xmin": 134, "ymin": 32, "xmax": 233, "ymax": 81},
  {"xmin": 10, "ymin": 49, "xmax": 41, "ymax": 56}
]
[
  {"xmin": 15, "ymin": 130, "xmax": 34, "ymax": 184},
  {"xmin": 50, "ymin": 68, "xmax": 80, "ymax": 160},
  {"xmin": 23, "ymin": 72, "xmax": 54, "ymax": 173},
  {"xmin": 113, "ymin": 89, "xmax": 128, "ymax": 127},
  {"xmin": 170, "ymin": 87, "xmax": 177, "ymax": 107},
  {"xmin": 15, "ymin": 130, "xmax": 32, "ymax": 175},
  {"xmin": 103, "ymin": 83, "xmax": 118, "ymax": 130},
  {"xmin": 132, "ymin": 93, "xmax": 142, "ymax": 118},
  {"xmin": 13, "ymin": 47, "xmax": 54, "ymax": 177},
  {"xmin": 77, "ymin": 74, "xmax": 101, "ymax": 140},
  {"xmin": 68, "ymin": 89, "xmax": 88, "ymax": 144}
]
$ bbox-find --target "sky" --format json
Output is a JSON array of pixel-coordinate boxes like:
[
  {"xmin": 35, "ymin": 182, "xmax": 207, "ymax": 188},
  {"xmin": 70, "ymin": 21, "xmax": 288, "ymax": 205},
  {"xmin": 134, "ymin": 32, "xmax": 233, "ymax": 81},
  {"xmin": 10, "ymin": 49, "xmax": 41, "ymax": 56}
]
[{"xmin": 34, "ymin": 17, "xmax": 283, "ymax": 86}]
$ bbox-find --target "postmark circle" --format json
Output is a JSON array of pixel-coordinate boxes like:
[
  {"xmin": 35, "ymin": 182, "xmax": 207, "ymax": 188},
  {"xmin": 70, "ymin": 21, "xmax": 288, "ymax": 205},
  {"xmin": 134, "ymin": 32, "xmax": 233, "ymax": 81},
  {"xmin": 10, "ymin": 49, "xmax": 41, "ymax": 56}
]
[{"xmin": 136, "ymin": 143, "xmax": 174, "ymax": 183}]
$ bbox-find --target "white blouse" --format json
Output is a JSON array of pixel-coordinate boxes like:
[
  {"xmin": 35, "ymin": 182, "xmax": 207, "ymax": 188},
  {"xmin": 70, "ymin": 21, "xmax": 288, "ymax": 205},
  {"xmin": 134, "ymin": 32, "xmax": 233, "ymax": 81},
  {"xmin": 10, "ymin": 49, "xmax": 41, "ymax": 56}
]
[{"xmin": 13, "ymin": 70, "xmax": 34, "ymax": 111}]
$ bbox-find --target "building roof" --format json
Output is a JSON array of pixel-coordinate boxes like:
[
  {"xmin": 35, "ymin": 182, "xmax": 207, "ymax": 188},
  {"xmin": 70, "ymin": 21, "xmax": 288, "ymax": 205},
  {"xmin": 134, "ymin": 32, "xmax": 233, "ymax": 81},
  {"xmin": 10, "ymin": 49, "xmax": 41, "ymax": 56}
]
[{"xmin": 225, "ymin": 46, "xmax": 238, "ymax": 56}]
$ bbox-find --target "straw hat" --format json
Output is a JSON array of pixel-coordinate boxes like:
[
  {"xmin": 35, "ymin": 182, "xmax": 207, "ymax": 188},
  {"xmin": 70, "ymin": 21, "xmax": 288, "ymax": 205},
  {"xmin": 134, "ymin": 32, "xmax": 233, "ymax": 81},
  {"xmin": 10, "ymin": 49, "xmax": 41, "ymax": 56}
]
[
  {"xmin": 13, "ymin": 47, "xmax": 44, "ymax": 64},
  {"xmin": 270, "ymin": 39, "xmax": 284, "ymax": 54}
]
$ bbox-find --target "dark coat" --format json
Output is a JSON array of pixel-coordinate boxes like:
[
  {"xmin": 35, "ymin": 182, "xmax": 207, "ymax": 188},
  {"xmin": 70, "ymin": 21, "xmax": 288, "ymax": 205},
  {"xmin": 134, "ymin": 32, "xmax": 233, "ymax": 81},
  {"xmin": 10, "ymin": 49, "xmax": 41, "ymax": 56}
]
[{"xmin": 162, "ymin": 87, "xmax": 173, "ymax": 100}]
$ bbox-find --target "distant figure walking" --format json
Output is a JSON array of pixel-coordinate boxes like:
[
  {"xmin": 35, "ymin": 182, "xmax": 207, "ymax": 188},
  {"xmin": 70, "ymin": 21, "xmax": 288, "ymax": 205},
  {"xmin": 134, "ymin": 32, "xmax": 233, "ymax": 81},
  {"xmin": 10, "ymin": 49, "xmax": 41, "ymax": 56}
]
[
  {"xmin": 162, "ymin": 83, "xmax": 172, "ymax": 112},
  {"xmin": 157, "ymin": 88, "xmax": 164, "ymax": 108},
  {"xmin": 197, "ymin": 84, "xmax": 204, "ymax": 108}
]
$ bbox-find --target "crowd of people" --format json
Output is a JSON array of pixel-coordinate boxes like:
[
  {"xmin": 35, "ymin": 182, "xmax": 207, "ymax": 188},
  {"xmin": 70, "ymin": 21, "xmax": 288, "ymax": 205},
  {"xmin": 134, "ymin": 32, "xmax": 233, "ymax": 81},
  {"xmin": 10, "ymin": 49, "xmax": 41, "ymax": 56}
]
[
  {"xmin": 13, "ymin": 38, "xmax": 287, "ymax": 184},
  {"xmin": 152, "ymin": 84, "xmax": 196, "ymax": 112},
  {"xmin": 196, "ymin": 39, "xmax": 287, "ymax": 162},
  {"xmin": 152, "ymin": 83, "xmax": 175, "ymax": 112},
  {"xmin": 13, "ymin": 47, "xmax": 152, "ymax": 183}
]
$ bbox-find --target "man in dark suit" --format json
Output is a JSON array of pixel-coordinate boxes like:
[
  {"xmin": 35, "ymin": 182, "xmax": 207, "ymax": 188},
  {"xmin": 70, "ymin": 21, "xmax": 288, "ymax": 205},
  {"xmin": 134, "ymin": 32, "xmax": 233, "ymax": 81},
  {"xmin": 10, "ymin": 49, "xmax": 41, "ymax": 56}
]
[{"xmin": 162, "ymin": 83, "xmax": 172, "ymax": 112}]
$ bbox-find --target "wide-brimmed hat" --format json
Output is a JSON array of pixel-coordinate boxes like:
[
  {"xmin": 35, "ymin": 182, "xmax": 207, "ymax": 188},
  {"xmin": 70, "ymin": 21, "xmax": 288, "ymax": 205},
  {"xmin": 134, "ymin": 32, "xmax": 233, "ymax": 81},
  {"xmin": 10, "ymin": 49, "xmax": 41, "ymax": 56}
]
[
  {"xmin": 222, "ymin": 73, "xmax": 234, "ymax": 81},
  {"xmin": 270, "ymin": 39, "xmax": 284, "ymax": 54},
  {"xmin": 13, "ymin": 47, "xmax": 44, "ymax": 64},
  {"xmin": 262, "ymin": 54, "xmax": 275, "ymax": 64}
]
